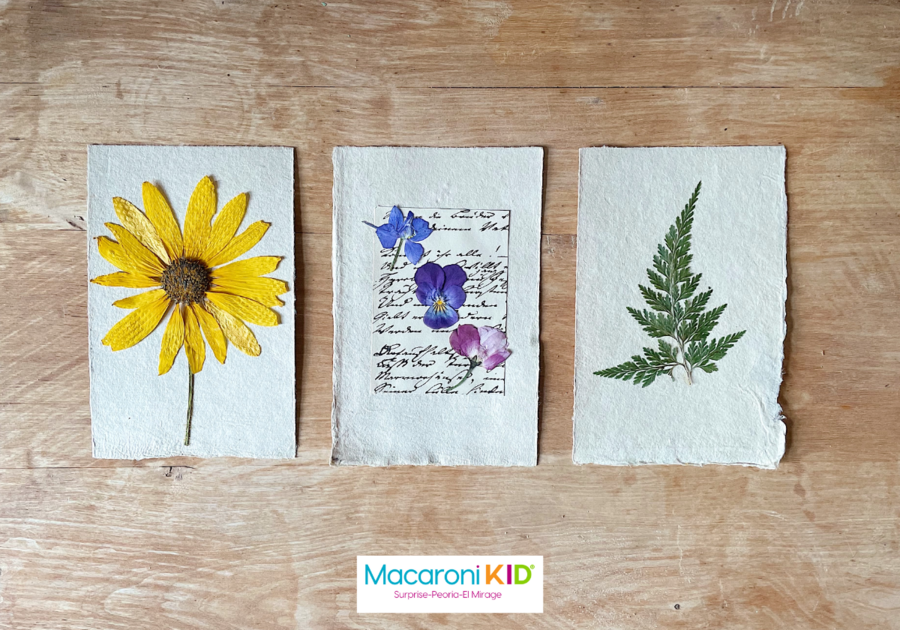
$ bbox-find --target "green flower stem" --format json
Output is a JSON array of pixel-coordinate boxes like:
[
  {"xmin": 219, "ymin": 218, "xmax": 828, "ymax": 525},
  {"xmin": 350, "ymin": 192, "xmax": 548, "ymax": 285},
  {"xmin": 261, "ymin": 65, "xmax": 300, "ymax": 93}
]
[
  {"xmin": 184, "ymin": 369, "xmax": 194, "ymax": 446},
  {"xmin": 390, "ymin": 239, "xmax": 404, "ymax": 270},
  {"xmin": 446, "ymin": 359, "xmax": 478, "ymax": 392}
]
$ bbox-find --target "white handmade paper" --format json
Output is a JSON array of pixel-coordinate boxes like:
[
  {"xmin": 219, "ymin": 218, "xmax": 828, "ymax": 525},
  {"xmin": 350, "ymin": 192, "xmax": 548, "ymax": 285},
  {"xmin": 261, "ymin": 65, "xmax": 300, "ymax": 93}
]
[
  {"xmin": 333, "ymin": 147, "xmax": 542, "ymax": 466},
  {"xmin": 88, "ymin": 145, "xmax": 296, "ymax": 459},
  {"xmin": 370, "ymin": 206, "xmax": 509, "ymax": 395},
  {"xmin": 574, "ymin": 146, "xmax": 787, "ymax": 468}
]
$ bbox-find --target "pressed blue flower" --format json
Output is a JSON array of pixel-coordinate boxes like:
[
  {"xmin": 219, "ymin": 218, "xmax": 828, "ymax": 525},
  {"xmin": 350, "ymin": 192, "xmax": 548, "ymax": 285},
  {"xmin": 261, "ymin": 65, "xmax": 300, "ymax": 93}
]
[
  {"xmin": 364, "ymin": 205, "xmax": 433, "ymax": 269},
  {"xmin": 414, "ymin": 262, "xmax": 467, "ymax": 330}
]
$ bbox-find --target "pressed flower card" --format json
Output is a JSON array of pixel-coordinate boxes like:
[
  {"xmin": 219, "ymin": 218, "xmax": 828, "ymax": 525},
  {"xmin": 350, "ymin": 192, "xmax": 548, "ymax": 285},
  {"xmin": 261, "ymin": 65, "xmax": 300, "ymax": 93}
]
[
  {"xmin": 332, "ymin": 147, "xmax": 542, "ymax": 466},
  {"xmin": 573, "ymin": 146, "xmax": 787, "ymax": 468},
  {"xmin": 87, "ymin": 145, "xmax": 295, "ymax": 459}
]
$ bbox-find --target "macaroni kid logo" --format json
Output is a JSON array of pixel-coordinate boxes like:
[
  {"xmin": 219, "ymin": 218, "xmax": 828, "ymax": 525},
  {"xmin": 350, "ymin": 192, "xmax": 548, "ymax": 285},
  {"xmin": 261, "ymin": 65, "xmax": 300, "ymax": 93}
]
[{"xmin": 357, "ymin": 556, "xmax": 543, "ymax": 614}]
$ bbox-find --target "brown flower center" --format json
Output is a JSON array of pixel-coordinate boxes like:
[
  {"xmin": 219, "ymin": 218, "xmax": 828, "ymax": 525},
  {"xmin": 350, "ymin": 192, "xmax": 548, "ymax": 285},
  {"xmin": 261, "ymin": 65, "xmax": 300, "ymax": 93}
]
[{"xmin": 161, "ymin": 257, "xmax": 211, "ymax": 304}]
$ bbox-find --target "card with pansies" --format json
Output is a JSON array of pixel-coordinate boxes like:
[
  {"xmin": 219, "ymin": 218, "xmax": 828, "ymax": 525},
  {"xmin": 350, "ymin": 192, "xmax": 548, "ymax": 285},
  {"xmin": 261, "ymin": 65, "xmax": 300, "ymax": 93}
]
[
  {"xmin": 332, "ymin": 147, "xmax": 543, "ymax": 466},
  {"xmin": 87, "ymin": 146, "xmax": 295, "ymax": 459}
]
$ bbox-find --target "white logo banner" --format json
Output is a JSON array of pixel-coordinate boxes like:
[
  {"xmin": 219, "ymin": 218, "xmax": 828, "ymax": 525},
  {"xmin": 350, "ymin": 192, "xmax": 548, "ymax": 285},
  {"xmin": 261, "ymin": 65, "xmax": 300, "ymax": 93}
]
[{"xmin": 357, "ymin": 555, "xmax": 543, "ymax": 613}]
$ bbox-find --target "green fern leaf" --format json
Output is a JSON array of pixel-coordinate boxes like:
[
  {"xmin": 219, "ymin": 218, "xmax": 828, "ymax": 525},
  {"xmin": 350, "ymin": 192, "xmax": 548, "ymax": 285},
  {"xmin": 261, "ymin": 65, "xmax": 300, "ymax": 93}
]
[
  {"xmin": 638, "ymin": 285, "xmax": 671, "ymax": 313},
  {"xmin": 596, "ymin": 181, "xmax": 746, "ymax": 386},
  {"xmin": 594, "ymin": 339, "xmax": 682, "ymax": 387}
]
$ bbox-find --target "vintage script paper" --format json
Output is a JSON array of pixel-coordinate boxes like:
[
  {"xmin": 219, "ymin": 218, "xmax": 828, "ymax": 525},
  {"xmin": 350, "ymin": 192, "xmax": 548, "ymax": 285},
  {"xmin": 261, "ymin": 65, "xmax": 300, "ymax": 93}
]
[{"xmin": 370, "ymin": 206, "xmax": 509, "ymax": 395}]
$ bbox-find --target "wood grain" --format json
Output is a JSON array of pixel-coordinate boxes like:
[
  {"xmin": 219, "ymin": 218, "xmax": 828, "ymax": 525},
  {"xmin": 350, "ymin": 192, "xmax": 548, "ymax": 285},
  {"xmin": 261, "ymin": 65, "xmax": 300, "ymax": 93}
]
[
  {"xmin": 1, "ymin": 0, "xmax": 898, "ymax": 88},
  {"xmin": 1, "ymin": 0, "xmax": 899, "ymax": 628}
]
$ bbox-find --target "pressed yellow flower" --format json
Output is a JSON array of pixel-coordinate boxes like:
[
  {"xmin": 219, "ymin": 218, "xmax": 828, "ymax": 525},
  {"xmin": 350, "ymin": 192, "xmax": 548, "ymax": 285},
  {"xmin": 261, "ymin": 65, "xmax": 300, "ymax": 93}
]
[{"xmin": 92, "ymin": 176, "xmax": 289, "ymax": 445}]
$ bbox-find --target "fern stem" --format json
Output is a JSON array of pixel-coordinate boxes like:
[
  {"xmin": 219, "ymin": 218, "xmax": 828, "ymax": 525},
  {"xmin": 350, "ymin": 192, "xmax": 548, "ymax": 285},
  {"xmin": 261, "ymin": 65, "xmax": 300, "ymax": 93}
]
[{"xmin": 675, "ymin": 337, "xmax": 693, "ymax": 385}]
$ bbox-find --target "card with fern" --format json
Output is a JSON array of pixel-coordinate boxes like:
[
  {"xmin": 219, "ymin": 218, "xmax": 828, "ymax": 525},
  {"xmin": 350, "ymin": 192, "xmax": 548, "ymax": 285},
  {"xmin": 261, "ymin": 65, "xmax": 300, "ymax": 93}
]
[
  {"xmin": 573, "ymin": 147, "xmax": 788, "ymax": 468},
  {"xmin": 595, "ymin": 182, "xmax": 746, "ymax": 387}
]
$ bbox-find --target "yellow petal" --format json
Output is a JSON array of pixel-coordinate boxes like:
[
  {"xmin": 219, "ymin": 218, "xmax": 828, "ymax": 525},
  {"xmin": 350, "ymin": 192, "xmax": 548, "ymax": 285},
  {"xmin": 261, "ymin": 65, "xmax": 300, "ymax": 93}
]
[
  {"xmin": 203, "ymin": 192, "xmax": 247, "ymax": 264},
  {"xmin": 91, "ymin": 272, "xmax": 160, "ymax": 288},
  {"xmin": 101, "ymin": 295, "xmax": 170, "ymax": 351},
  {"xmin": 112, "ymin": 197, "xmax": 170, "ymax": 264},
  {"xmin": 206, "ymin": 292, "xmax": 279, "ymax": 327},
  {"xmin": 158, "ymin": 305, "xmax": 185, "ymax": 375},
  {"xmin": 212, "ymin": 256, "xmax": 281, "ymax": 280},
  {"xmin": 209, "ymin": 278, "xmax": 286, "ymax": 307},
  {"xmin": 193, "ymin": 303, "xmax": 227, "ymax": 364},
  {"xmin": 112, "ymin": 288, "xmax": 167, "ymax": 309},
  {"xmin": 183, "ymin": 176, "xmax": 216, "ymax": 259},
  {"xmin": 105, "ymin": 223, "xmax": 165, "ymax": 275},
  {"xmin": 183, "ymin": 306, "xmax": 206, "ymax": 374},
  {"xmin": 142, "ymin": 182, "xmax": 183, "ymax": 260},
  {"xmin": 206, "ymin": 301, "xmax": 261, "ymax": 357},
  {"xmin": 96, "ymin": 236, "xmax": 161, "ymax": 278},
  {"xmin": 206, "ymin": 221, "xmax": 270, "ymax": 268}
]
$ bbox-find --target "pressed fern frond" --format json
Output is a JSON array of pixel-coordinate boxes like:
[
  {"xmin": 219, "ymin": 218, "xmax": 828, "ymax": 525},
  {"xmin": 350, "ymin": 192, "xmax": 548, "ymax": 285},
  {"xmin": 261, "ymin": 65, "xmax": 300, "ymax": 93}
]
[
  {"xmin": 596, "ymin": 340, "xmax": 680, "ymax": 387},
  {"xmin": 594, "ymin": 181, "xmax": 746, "ymax": 386}
]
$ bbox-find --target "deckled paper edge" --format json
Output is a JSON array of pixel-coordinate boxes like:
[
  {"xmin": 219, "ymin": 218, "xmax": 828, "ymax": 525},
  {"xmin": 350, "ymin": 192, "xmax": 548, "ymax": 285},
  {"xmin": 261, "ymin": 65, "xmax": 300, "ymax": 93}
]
[
  {"xmin": 330, "ymin": 146, "xmax": 542, "ymax": 467},
  {"xmin": 331, "ymin": 148, "xmax": 341, "ymax": 465},
  {"xmin": 86, "ymin": 144, "xmax": 297, "ymax": 460},
  {"xmin": 572, "ymin": 146, "xmax": 787, "ymax": 469}
]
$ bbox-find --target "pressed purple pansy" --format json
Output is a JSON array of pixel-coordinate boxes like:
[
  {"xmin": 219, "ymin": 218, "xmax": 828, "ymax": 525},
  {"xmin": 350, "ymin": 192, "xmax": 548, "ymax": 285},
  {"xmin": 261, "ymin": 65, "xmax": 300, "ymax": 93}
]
[
  {"xmin": 364, "ymin": 205, "xmax": 432, "ymax": 269},
  {"xmin": 446, "ymin": 324, "xmax": 512, "ymax": 391},
  {"xmin": 414, "ymin": 262, "xmax": 467, "ymax": 330}
]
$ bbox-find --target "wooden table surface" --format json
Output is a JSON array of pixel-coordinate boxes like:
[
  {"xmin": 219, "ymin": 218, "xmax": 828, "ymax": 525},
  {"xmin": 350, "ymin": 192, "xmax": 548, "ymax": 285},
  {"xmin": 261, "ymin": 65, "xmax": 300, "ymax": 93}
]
[{"xmin": 2, "ymin": 1, "xmax": 899, "ymax": 628}]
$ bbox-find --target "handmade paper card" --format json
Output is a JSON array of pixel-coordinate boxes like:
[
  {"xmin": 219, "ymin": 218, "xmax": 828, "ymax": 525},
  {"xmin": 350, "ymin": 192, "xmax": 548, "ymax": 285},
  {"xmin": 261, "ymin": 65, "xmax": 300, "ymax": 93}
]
[
  {"xmin": 88, "ymin": 145, "xmax": 295, "ymax": 459},
  {"xmin": 332, "ymin": 147, "xmax": 542, "ymax": 466},
  {"xmin": 573, "ymin": 146, "xmax": 787, "ymax": 468}
]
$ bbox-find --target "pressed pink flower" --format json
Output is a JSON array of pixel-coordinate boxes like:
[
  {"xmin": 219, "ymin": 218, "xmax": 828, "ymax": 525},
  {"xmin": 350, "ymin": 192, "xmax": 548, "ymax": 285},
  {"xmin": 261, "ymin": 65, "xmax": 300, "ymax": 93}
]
[{"xmin": 446, "ymin": 324, "xmax": 511, "ymax": 391}]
